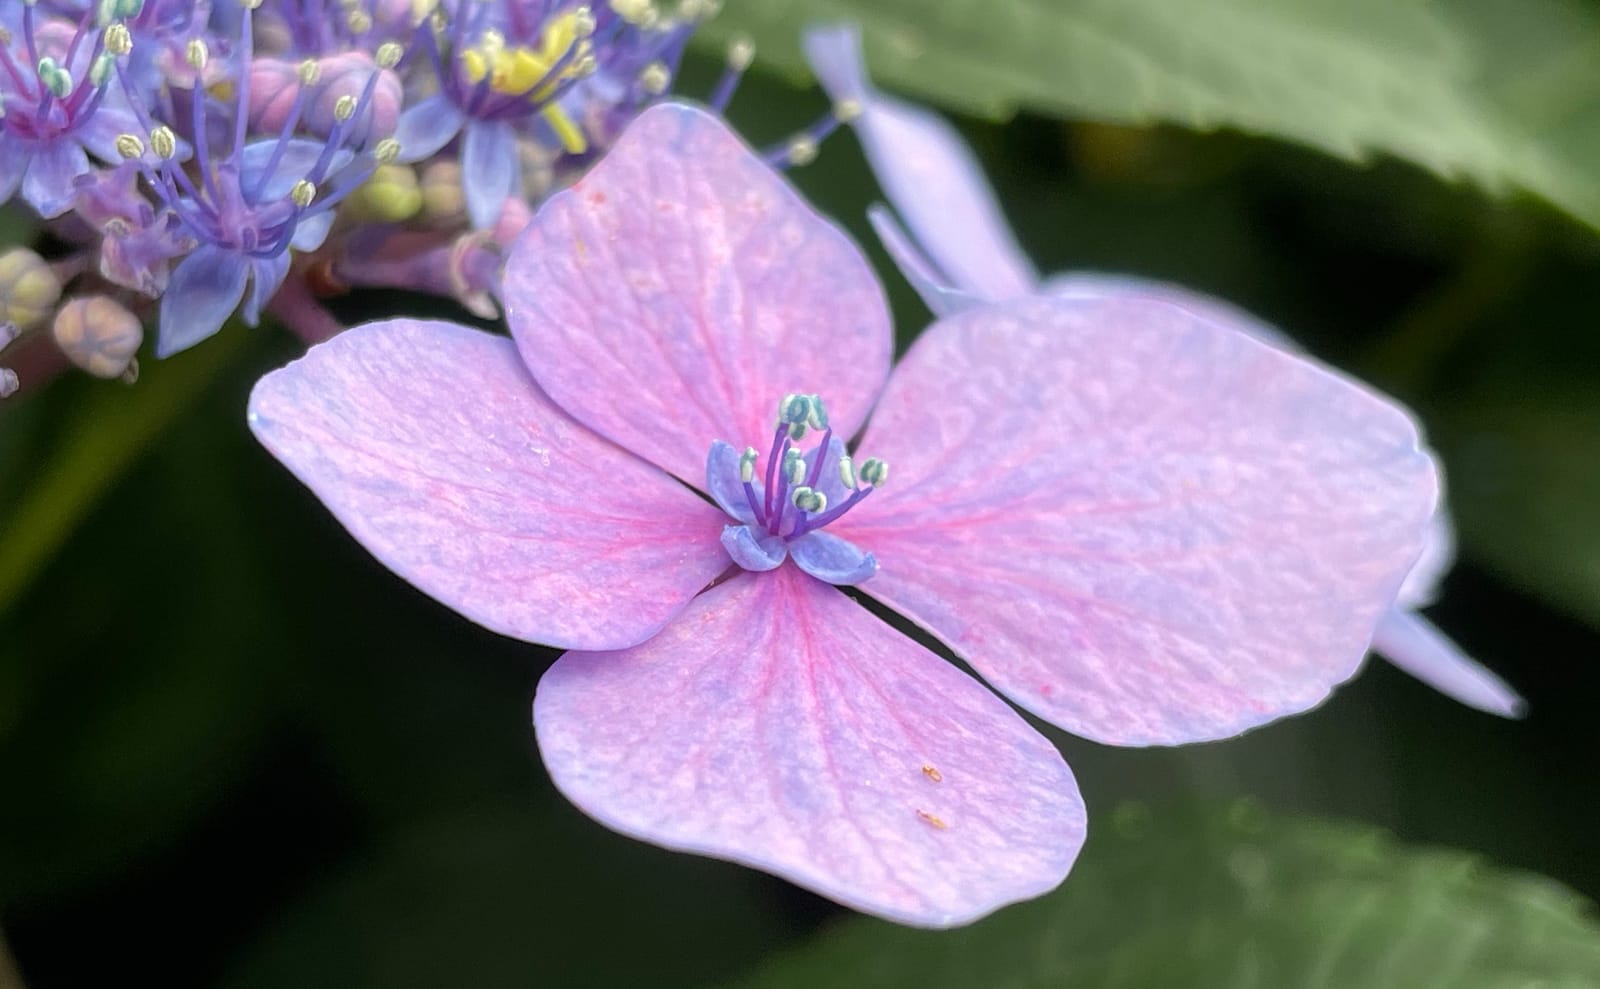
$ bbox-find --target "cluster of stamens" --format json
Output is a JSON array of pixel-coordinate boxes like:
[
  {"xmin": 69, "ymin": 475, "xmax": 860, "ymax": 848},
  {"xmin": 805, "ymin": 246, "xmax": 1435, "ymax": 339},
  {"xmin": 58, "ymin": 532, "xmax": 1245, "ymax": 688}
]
[{"xmin": 738, "ymin": 393, "xmax": 887, "ymax": 541}]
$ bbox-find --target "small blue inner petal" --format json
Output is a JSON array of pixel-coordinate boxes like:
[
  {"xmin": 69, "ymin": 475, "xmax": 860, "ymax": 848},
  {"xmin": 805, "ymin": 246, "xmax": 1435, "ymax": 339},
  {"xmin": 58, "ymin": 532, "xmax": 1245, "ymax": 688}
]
[
  {"xmin": 790, "ymin": 530, "xmax": 878, "ymax": 586},
  {"xmin": 720, "ymin": 525, "xmax": 786, "ymax": 573},
  {"xmin": 706, "ymin": 440, "xmax": 760, "ymax": 525}
]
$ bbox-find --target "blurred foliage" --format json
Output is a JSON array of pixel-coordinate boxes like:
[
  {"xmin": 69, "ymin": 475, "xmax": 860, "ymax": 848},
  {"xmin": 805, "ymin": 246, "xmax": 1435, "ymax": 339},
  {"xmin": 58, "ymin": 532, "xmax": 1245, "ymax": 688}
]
[
  {"xmin": 725, "ymin": 800, "xmax": 1600, "ymax": 989},
  {"xmin": 699, "ymin": 0, "xmax": 1600, "ymax": 234},
  {"xmin": 4, "ymin": 8, "xmax": 1600, "ymax": 988}
]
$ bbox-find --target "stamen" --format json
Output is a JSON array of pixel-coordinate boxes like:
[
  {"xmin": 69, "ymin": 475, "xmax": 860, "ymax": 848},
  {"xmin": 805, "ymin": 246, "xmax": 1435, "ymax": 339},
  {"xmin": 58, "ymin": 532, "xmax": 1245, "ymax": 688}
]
[{"xmin": 709, "ymin": 33, "xmax": 751, "ymax": 113}]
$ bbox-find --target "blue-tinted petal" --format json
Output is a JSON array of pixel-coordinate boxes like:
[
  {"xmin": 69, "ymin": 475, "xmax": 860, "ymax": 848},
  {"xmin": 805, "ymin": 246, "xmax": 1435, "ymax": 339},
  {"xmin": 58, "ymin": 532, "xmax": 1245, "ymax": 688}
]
[
  {"xmin": 790, "ymin": 530, "xmax": 877, "ymax": 586},
  {"xmin": 461, "ymin": 119, "xmax": 519, "ymax": 230},
  {"xmin": 290, "ymin": 209, "xmax": 337, "ymax": 252},
  {"xmin": 866, "ymin": 204, "xmax": 982, "ymax": 318},
  {"xmin": 241, "ymin": 139, "xmax": 355, "ymax": 202},
  {"xmin": 720, "ymin": 524, "xmax": 786, "ymax": 572},
  {"xmin": 707, "ymin": 439, "xmax": 762, "ymax": 524},
  {"xmin": 1373, "ymin": 608, "xmax": 1525, "ymax": 718},
  {"xmin": 0, "ymin": 140, "xmax": 29, "ymax": 204},
  {"xmin": 394, "ymin": 94, "xmax": 466, "ymax": 163},
  {"xmin": 22, "ymin": 140, "xmax": 91, "ymax": 218},
  {"xmin": 243, "ymin": 252, "xmax": 291, "ymax": 326},
  {"xmin": 157, "ymin": 244, "xmax": 250, "ymax": 356}
]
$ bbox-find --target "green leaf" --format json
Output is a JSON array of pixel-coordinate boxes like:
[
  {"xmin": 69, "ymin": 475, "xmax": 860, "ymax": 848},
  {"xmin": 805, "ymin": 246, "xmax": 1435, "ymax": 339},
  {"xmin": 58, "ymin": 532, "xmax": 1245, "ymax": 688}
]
[
  {"xmin": 0, "ymin": 329, "xmax": 246, "ymax": 612},
  {"xmin": 724, "ymin": 801, "xmax": 1600, "ymax": 989},
  {"xmin": 700, "ymin": 0, "xmax": 1600, "ymax": 233},
  {"xmin": 222, "ymin": 804, "xmax": 796, "ymax": 989}
]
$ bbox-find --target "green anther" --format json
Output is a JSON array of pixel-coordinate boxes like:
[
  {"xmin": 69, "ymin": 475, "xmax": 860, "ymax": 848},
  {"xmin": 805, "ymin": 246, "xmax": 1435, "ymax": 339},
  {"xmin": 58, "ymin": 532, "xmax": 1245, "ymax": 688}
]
[
  {"xmin": 376, "ymin": 42, "xmax": 404, "ymax": 68},
  {"xmin": 334, "ymin": 94, "xmax": 357, "ymax": 121},
  {"xmin": 290, "ymin": 179, "xmax": 317, "ymax": 208},
  {"xmin": 738, "ymin": 446, "xmax": 758, "ymax": 484},
  {"xmin": 89, "ymin": 52, "xmax": 115, "ymax": 87},
  {"xmin": 838, "ymin": 455, "xmax": 856, "ymax": 490},
  {"xmin": 859, "ymin": 457, "xmax": 888, "ymax": 487},
  {"xmin": 782, "ymin": 448, "xmax": 805, "ymax": 485},
  {"xmin": 778, "ymin": 393, "xmax": 811, "ymax": 426},
  {"xmin": 786, "ymin": 422, "xmax": 807, "ymax": 441},
  {"xmin": 806, "ymin": 394, "xmax": 829, "ymax": 430},
  {"xmin": 36, "ymin": 57, "xmax": 72, "ymax": 98},
  {"xmin": 791, "ymin": 487, "xmax": 827, "ymax": 514},
  {"xmin": 149, "ymin": 125, "xmax": 176, "ymax": 159}
]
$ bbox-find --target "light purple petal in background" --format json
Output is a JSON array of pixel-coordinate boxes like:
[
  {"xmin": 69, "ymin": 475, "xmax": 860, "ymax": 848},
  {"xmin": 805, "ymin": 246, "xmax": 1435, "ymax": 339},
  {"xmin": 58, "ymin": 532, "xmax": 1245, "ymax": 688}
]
[
  {"xmin": 504, "ymin": 102, "xmax": 893, "ymax": 489},
  {"xmin": 1372, "ymin": 609, "xmax": 1525, "ymax": 717},
  {"xmin": 832, "ymin": 295, "xmax": 1438, "ymax": 746},
  {"xmin": 866, "ymin": 204, "xmax": 985, "ymax": 317},
  {"xmin": 21, "ymin": 140, "xmax": 91, "ymax": 218},
  {"xmin": 393, "ymin": 94, "xmax": 466, "ymax": 162},
  {"xmin": 802, "ymin": 25, "xmax": 1037, "ymax": 301},
  {"xmin": 1043, "ymin": 272, "xmax": 1295, "ymax": 350},
  {"xmin": 248, "ymin": 318, "xmax": 729, "ymax": 650},
  {"xmin": 1396, "ymin": 508, "xmax": 1456, "ymax": 608},
  {"xmin": 157, "ymin": 244, "xmax": 250, "ymax": 356},
  {"xmin": 461, "ymin": 119, "xmax": 521, "ymax": 230},
  {"xmin": 535, "ymin": 565, "xmax": 1086, "ymax": 927}
]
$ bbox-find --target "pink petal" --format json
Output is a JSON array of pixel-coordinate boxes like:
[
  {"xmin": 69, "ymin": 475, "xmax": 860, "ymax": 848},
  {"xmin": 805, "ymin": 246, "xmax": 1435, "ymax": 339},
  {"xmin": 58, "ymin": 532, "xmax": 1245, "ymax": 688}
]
[
  {"xmin": 248, "ymin": 318, "xmax": 729, "ymax": 650},
  {"xmin": 1373, "ymin": 609, "xmax": 1525, "ymax": 718},
  {"xmin": 802, "ymin": 25, "xmax": 1038, "ymax": 302},
  {"xmin": 503, "ymin": 102, "xmax": 893, "ymax": 487},
  {"xmin": 534, "ymin": 566, "xmax": 1085, "ymax": 927},
  {"xmin": 832, "ymin": 296, "xmax": 1438, "ymax": 746}
]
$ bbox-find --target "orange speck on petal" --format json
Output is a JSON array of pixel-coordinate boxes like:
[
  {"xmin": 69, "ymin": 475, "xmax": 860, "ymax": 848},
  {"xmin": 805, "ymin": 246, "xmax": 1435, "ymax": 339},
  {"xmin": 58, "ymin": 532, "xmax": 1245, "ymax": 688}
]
[
  {"xmin": 921, "ymin": 764, "xmax": 942, "ymax": 782},
  {"xmin": 917, "ymin": 809, "xmax": 948, "ymax": 830}
]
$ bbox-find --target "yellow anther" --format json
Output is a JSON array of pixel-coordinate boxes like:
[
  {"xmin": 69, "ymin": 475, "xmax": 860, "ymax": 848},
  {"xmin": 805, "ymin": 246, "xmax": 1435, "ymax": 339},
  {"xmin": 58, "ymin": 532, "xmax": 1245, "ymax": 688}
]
[
  {"xmin": 786, "ymin": 135, "xmax": 818, "ymax": 166},
  {"xmin": 149, "ymin": 125, "xmax": 176, "ymax": 159},
  {"xmin": 375, "ymin": 136, "xmax": 401, "ymax": 162},
  {"xmin": 297, "ymin": 59, "xmax": 321, "ymax": 84},
  {"xmin": 571, "ymin": 4, "xmax": 595, "ymax": 36},
  {"xmin": 103, "ymin": 23, "xmax": 131, "ymax": 56},
  {"xmin": 185, "ymin": 38, "xmax": 208, "ymax": 70},
  {"xmin": 114, "ymin": 133, "xmax": 144, "ymax": 158},
  {"xmin": 334, "ymin": 93, "xmax": 357, "ymax": 120},
  {"xmin": 541, "ymin": 104, "xmax": 587, "ymax": 154},
  {"xmin": 638, "ymin": 60, "xmax": 669, "ymax": 95},
  {"xmin": 610, "ymin": 0, "xmax": 654, "ymax": 25},
  {"xmin": 345, "ymin": 8, "xmax": 372, "ymax": 33},
  {"xmin": 375, "ymin": 41, "xmax": 403, "ymax": 68},
  {"xmin": 290, "ymin": 179, "xmax": 317, "ymax": 207},
  {"xmin": 834, "ymin": 97, "xmax": 862, "ymax": 123},
  {"xmin": 727, "ymin": 34, "xmax": 754, "ymax": 71}
]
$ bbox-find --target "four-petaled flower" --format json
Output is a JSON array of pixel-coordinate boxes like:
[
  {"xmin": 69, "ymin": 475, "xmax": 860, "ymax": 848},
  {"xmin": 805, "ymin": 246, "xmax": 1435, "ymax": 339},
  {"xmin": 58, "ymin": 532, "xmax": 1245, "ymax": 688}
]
[
  {"xmin": 803, "ymin": 23, "xmax": 1524, "ymax": 719},
  {"xmin": 248, "ymin": 102, "xmax": 1436, "ymax": 925}
]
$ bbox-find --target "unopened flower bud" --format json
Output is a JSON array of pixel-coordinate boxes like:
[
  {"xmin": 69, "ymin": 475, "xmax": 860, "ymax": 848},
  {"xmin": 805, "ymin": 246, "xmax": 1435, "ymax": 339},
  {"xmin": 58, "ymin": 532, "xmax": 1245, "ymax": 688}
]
[
  {"xmin": 347, "ymin": 163, "xmax": 420, "ymax": 222},
  {"xmin": 52, "ymin": 295, "xmax": 143, "ymax": 379},
  {"xmin": 0, "ymin": 249, "xmax": 63, "ymax": 331},
  {"xmin": 420, "ymin": 159, "xmax": 464, "ymax": 223}
]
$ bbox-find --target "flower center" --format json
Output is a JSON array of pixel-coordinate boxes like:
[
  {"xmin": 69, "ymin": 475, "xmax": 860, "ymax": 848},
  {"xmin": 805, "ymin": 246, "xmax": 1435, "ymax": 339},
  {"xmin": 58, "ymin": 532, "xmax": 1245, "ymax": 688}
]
[{"xmin": 706, "ymin": 394, "xmax": 888, "ymax": 586}]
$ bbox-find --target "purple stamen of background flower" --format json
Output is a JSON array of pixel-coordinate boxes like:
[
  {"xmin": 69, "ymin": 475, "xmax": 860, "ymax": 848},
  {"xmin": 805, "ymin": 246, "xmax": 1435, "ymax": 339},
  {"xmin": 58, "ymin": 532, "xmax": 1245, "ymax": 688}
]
[
  {"xmin": 0, "ymin": 4, "xmax": 142, "ymax": 216},
  {"xmin": 126, "ymin": 4, "xmax": 393, "ymax": 355},
  {"xmin": 249, "ymin": 103, "xmax": 1438, "ymax": 924},
  {"xmin": 802, "ymin": 22, "xmax": 1526, "ymax": 719}
]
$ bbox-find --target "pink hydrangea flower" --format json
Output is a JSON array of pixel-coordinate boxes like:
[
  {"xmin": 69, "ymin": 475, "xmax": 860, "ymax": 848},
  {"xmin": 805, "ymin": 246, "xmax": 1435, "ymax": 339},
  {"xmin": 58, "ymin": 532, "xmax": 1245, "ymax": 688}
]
[
  {"xmin": 803, "ymin": 24, "xmax": 1523, "ymax": 719},
  {"xmin": 247, "ymin": 102, "xmax": 1437, "ymax": 926}
]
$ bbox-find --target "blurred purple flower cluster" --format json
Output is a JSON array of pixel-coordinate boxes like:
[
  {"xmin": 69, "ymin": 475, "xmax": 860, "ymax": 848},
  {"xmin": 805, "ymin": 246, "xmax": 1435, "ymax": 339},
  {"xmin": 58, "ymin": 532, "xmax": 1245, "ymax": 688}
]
[{"xmin": 0, "ymin": 0, "xmax": 710, "ymax": 395}]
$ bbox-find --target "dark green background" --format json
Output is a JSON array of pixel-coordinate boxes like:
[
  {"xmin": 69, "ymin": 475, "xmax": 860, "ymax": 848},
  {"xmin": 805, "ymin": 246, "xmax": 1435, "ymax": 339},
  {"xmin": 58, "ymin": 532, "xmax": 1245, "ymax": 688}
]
[{"xmin": 2, "ymin": 47, "xmax": 1597, "ymax": 988}]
